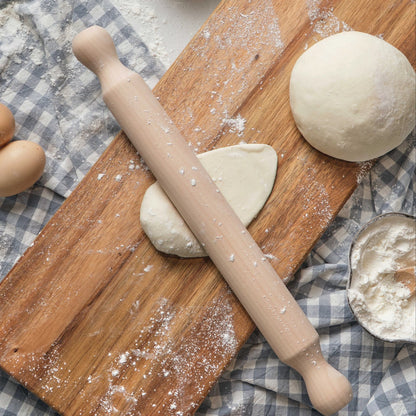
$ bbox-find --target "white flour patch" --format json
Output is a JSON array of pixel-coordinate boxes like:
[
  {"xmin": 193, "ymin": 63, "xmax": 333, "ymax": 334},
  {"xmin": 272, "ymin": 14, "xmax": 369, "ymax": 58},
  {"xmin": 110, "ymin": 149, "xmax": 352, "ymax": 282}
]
[
  {"xmin": 356, "ymin": 161, "xmax": 373, "ymax": 184},
  {"xmin": 0, "ymin": 4, "xmax": 44, "ymax": 72},
  {"xmin": 306, "ymin": 0, "xmax": 352, "ymax": 39},
  {"xmin": 112, "ymin": 0, "xmax": 169, "ymax": 65},
  {"xmin": 222, "ymin": 113, "xmax": 246, "ymax": 137}
]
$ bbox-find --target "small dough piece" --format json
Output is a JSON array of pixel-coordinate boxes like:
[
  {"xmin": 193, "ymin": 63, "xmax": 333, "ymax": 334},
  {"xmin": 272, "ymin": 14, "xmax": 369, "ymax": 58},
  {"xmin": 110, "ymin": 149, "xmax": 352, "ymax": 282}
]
[
  {"xmin": 140, "ymin": 144, "xmax": 277, "ymax": 257},
  {"xmin": 290, "ymin": 31, "xmax": 416, "ymax": 162}
]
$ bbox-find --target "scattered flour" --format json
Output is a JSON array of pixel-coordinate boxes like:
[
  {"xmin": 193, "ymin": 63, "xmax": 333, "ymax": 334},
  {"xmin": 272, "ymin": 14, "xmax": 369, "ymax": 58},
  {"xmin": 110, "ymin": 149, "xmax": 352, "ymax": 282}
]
[
  {"xmin": 94, "ymin": 297, "xmax": 237, "ymax": 413},
  {"xmin": 306, "ymin": 0, "xmax": 352, "ymax": 38},
  {"xmin": 112, "ymin": 0, "xmax": 169, "ymax": 65},
  {"xmin": 356, "ymin": 161, "xmax": 374, "ymax": 184},
  {"xmin": 0, "ymin": 4, "xmax": 44, "ymax": 70},
  {"xmin": 113, "ymin": 0, "xmax": 219, "ymax": 68},
  {"xmin": 222, "ymin": 113, "xmax": 246, "ymax": 137}
]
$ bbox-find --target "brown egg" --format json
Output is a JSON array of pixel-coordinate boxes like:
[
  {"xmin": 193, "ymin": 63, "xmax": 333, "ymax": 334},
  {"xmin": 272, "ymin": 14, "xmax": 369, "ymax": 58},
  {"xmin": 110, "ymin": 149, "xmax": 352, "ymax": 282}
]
[
  {"xmin": 0, "ymin": 140, "xmax": 46, "ymax": 197},
  {"xmin": 0, "ymin": 103, "xmax": 15, "ymax": 148}
]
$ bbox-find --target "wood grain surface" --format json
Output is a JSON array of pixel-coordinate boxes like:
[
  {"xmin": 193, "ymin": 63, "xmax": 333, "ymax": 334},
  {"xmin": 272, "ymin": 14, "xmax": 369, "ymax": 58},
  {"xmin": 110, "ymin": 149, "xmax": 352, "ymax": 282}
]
[{"xmin": 0, "ymin": 0, "xmax": 414, "ymax": 415}]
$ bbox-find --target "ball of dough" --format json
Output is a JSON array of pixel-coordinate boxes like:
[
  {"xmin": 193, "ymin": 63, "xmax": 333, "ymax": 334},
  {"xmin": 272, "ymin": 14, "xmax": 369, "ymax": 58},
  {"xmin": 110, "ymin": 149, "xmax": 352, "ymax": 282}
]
[{"xmin": 289, "ymin": 31, "xmax": 415, "ymax": 162}]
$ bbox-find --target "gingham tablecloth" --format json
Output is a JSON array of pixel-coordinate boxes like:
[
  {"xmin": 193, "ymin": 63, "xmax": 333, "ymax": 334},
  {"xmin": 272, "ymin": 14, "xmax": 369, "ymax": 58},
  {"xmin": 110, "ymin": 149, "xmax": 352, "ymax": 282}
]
[{"xmin": 0, "ymin": 1, "xmax": 415, "ymax": 415}]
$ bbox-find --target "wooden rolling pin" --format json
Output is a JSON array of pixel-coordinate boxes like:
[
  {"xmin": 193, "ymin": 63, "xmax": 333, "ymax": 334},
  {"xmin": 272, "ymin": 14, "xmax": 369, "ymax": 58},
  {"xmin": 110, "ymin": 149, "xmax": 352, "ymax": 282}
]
[{"xmin": 72, "ymin": 26, "xmax": 352, "ymax": 416}]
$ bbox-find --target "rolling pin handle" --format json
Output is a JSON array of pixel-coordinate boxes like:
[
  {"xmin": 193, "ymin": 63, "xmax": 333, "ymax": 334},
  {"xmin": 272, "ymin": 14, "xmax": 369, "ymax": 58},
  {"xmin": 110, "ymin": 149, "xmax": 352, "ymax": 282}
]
[
  {"xmin": 72, "ymin": 25, "xmax": 121, "ymax": 78},
  {"xmin": 285, "ymin": 342, "xmax": 353, "ymax": 415},
  {"xmin": 303, "ymin": 362, "xmax": 353, "ymax": 416}
]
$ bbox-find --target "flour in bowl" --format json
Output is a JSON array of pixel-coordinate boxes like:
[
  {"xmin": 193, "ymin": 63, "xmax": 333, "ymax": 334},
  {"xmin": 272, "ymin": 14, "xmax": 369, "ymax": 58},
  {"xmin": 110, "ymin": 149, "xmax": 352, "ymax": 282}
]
[{"xmin": 348, "ymin": 214, "xmax": 415, "ymax": 342}]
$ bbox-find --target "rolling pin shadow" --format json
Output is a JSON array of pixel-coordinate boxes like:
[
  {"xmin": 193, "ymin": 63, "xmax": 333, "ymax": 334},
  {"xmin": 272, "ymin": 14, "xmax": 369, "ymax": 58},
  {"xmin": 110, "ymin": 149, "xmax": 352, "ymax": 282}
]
[{"xmin": 72, "ymin": 26, "xmax": 352, "ymax": 416}]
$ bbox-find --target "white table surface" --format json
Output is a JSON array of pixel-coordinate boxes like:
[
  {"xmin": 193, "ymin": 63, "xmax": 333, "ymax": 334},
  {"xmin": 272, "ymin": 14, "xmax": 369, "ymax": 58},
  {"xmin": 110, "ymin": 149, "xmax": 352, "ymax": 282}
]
[{"xmin": 112, "ymin": 0, "xmax": 221, "ymax": 68}]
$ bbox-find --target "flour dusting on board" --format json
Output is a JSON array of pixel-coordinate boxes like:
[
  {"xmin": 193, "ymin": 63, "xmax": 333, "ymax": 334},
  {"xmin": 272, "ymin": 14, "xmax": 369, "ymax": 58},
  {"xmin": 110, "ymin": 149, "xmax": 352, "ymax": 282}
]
[
  {"xmin": 91, "ymin": 297, "xmax": 238, "ymax": 413},
  {"xmin": 300, "ymin": 166, "xmax": 333, "ymax": 225},
  {"xmin": 179, "ymin": 1, "xmax": 284, "ymax": 145},
  {"xmin": 222, "ymin": 113, "xmax": 246, "ymax": 137},
  {"xmin": 9, "ymin": 344, "xmax": 71, "ymax": 397},
  {"xmin": 306, "ymin": 0, "xmax": 352, "ymax": 39},
  {"xmin": 4, "ymin": 294, "xmax": 236, "ymax": 413}
]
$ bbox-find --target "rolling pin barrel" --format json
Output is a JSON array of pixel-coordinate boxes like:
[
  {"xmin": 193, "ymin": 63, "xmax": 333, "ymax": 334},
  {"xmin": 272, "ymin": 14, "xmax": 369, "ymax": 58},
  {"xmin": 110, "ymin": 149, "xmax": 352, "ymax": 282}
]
[{"xmin": 73, "ymin": 26, "xmax": 352, "ymax": 415}]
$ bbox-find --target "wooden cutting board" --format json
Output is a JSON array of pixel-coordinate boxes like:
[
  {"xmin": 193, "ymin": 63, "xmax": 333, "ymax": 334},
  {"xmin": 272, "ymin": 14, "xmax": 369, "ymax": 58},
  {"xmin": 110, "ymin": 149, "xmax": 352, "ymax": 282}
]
[{"xmin": 0, "ymin": 0, "xmax": 414, "ymax": 414}]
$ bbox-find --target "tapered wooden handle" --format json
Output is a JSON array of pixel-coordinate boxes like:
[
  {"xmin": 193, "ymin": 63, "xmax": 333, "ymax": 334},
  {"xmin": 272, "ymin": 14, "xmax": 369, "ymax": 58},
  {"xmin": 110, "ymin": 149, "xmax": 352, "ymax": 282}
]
[{"xmin": 73, "ymin": 26, "xmax": 352, "ymax": 415}]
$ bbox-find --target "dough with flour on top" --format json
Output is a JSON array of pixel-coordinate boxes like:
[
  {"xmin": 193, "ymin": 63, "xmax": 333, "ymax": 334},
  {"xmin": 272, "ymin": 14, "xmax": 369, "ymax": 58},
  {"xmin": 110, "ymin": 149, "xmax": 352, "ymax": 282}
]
[
  {"xmin": 140, "ymin": 144, "xmax": 277, "ymax": 257},
  {"xmin": 290, "ymin": 31, "xmax": 415, "ymax": 162}
]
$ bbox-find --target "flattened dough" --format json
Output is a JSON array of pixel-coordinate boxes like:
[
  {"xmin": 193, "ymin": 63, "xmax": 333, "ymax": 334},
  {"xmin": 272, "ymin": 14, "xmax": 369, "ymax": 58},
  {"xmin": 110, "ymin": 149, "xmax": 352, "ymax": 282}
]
[{"xmin": 140, "ymin": 144, "xmax": 277, "ymax": 257}]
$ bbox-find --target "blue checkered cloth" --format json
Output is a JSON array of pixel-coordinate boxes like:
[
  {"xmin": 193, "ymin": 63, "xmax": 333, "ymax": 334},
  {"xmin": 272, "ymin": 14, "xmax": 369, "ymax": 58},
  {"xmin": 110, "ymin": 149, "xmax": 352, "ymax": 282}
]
[{"xmin": 0, "ymin": 0, "xmax": 415, "ymax": 414}]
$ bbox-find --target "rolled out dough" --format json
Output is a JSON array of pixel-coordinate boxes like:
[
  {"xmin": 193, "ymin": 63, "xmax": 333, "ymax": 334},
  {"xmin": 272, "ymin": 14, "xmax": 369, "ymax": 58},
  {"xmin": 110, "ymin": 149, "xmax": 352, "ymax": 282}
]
[{"xmin": 140, "ymin": 143, "xmax": 278, "ymax": 257}]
